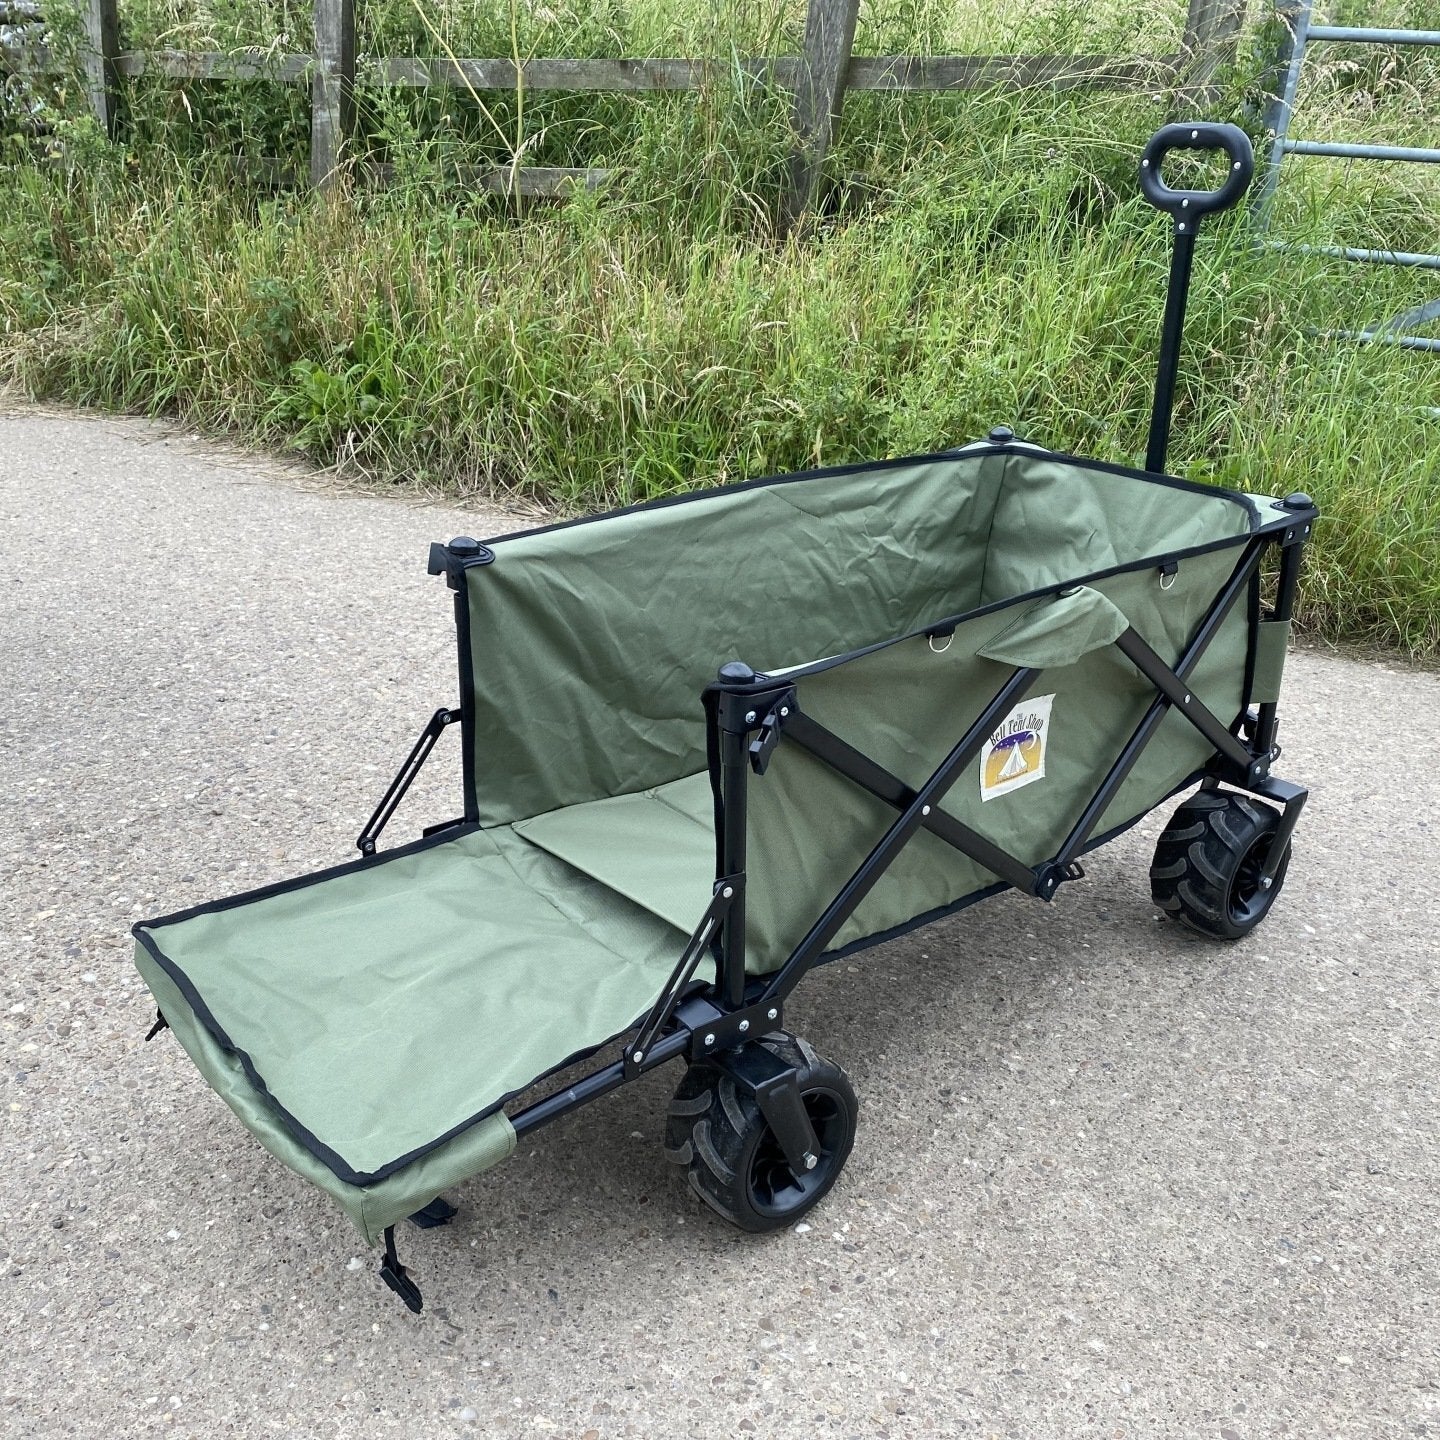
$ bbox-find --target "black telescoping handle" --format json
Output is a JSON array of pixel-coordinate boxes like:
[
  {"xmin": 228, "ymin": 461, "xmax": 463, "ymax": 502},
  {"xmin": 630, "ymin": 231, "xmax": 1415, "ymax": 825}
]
[{"xmin": 1138, "ymin": 122, "xmax": 1255, "ymax": 474}]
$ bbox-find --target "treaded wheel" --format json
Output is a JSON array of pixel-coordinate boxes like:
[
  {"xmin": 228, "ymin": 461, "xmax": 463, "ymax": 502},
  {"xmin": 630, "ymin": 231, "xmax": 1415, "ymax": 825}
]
[
  {"xmin": 1150, "ymin": 789, "xmax": 1291, "ymax": 940},
  {"xmin": 664, "ymin": 1033, "xmax": 858, "ymax": 1233}
]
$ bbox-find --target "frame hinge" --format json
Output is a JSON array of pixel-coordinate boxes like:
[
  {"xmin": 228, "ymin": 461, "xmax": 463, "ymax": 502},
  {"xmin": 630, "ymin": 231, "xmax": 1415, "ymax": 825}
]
[
  {"xmin": 1276, "ymin": 492, "xmax": 1318, "ymax": 548},
  {"xmin": 675, "ymin": 994, "xmax": 785, "ymax": 1061},
  {"xmin": 428, "ymin": 536, "xmax": 495, "ymax": 589},
  {"xmin": 1207, "ymin": 744, "xmax": 1277, "ymax": 792},
  {"xmin": 747, "ymin": 689, "xmax": 797, "ymax": 775},
  {"xmin": 714, "ymin": 681, "xmax": 794, "ymax": 735},
  {"xmin": 1033, "ymin": 860, "xmax": 1085, "ymax": 901}
]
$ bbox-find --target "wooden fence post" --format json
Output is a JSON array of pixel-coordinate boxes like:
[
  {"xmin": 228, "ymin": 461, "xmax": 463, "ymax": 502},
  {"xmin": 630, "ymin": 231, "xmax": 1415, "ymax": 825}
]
[
  {"xmin": 781, "ymin": 0, "xmax": 861, "ymax": 232},
  {"xmin": 1180, "ymin": 0, "xmax": 1249, "ymax": 98},
  {"xmin": 81, "ymin": 0, "xmax": 120, "ymax": 137},
  {"xmin": 311, "ymin": 0, "xmax": 356, "ymax": 190}
]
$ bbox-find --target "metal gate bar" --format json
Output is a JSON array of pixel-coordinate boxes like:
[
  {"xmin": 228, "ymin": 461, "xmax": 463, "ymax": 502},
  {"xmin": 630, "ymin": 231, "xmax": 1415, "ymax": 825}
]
[{"xmin": 1255, "ymin": 0, "xmax": 1440, "ymax": 351}]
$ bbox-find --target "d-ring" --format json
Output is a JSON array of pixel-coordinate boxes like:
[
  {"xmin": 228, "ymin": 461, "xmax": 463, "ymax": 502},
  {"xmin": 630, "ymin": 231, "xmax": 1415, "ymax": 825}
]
[
  {"xmin": 1158, "ymin": 569, "xmax": 1177, "ymax": 591},
  {"xmin": 928, "ymin": 632, "xmax": 954, "ymax": 653}
]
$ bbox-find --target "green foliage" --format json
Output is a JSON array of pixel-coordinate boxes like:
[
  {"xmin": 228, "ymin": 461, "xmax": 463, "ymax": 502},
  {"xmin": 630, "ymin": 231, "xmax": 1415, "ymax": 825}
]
[{"xmin": 2, "ymin": 0, "xmax": 1438, "ymax": 652}]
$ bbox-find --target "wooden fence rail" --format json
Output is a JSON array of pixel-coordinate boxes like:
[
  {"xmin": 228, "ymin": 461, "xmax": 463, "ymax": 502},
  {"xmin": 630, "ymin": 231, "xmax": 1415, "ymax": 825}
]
[{"xmin": 8, "ymin": 0, "xmax": 1250, "ymax": 221}]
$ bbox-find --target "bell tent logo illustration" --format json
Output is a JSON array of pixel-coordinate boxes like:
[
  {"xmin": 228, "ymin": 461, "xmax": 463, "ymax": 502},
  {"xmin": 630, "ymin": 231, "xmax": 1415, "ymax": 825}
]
[{"xmin": 979, "ymin": 694, "xmax": 1055, "ymax": 801}]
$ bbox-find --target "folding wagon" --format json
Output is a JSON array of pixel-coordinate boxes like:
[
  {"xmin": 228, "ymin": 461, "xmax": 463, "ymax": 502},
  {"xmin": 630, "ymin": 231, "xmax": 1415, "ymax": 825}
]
[{"xmin": 134, "ymin": 123, "xmax": 1317, "ymax": 1311}]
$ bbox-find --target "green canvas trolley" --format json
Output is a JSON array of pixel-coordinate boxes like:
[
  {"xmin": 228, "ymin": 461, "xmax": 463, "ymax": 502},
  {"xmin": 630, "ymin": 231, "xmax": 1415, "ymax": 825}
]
[{"xmin": 134, "ymin": 124, "xmax": 1316, "ymax": 1311}]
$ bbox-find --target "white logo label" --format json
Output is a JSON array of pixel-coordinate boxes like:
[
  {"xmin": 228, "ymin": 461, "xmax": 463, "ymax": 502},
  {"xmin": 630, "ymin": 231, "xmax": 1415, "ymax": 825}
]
[{"xmin": 979, "ymin": 694, "xmax": 1055, "ymax": 802}]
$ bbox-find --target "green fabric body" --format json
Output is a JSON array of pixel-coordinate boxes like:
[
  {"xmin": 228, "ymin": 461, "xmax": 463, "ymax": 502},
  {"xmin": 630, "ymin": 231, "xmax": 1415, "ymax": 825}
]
[
  {"xmin": 134, "ymin": 445, "xmax": 1269, "ymax": 1239},
  {"xmin": 741, "ymin": 548, "xmax": 1249, "ymax": 968},
  {"xmin": 513, "ymin": 772, "xmax": 715, "ymax": 934},
  {"xmin": 463, "ymin": 451, "xmax": 1251, "ymax": 825}
]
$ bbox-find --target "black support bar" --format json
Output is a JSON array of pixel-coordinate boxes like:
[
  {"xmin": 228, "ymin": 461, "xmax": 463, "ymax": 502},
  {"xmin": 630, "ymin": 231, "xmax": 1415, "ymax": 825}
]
[
  {"xmin": 783, "ymin": 709, "xmax": 1040, "ymax": 895},
  {"xmin": 623, "ymin": 877, "xmax": 740, "ymax": 1077},
  {"xmin": 1113, "ymin": 627, "xmax": 1254, "ymax": 770},
  {"xmin": 761, "ymin": 667, "xmax": 1040, "ymax": 1006},
  {"xmin": 1252, "ymin": 500, "xmax": 1312, "ymax": 757},
  {"xmin": 1146, "ymin": 228, "xmax": 1198, "ymax": 475},
  {"xmin": 717, "ymin": 720, "xmax": 751, "ymax": 1010},
  {"xmin": 509, "ymin": 1030, "xmax": 693, "ymax": 1138},
  {"xmin": 355, "ymin": 706, "xmax": 460, "ymax": 856},
  {"xmin": 1055, "ymin": 539, "xmax": 1264, "ymax": 866},
  {"xmin": 1054, "ymin": 691, "xmax": 1173, "ymax": 871}
]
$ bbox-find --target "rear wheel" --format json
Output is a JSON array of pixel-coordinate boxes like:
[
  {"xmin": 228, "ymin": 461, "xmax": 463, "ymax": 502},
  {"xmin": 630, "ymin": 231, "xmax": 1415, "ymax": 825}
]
[
  {"xmin": 664, "ymin": 1034, "xmax": 858, "ymax": 1233},
  {"xmin": 1150, "ymin": 789, "xmax": 1290, "ymax": 940}
]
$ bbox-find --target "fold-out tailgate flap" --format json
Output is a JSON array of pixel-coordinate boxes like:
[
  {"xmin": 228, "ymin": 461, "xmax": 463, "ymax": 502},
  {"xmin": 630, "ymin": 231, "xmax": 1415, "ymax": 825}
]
[{"xmin": 133, "ymin": 827, "xmax": 686, "ymax": 1188}]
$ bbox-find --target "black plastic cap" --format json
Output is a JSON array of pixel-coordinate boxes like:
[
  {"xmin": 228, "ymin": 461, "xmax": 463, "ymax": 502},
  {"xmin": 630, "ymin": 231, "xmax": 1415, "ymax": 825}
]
[
  {"xmin": 448, "ymin": 535, "xmax": 483, "ymax": 557},
  {"xmin": 988, "ymin": 425, "xmax": 1015, "ymax": 445},
  {"xmin": 717, "ymin": 661, "xmax": 757, "ymax": 685},
  {"xmin": 1280, "ymin": 492, "xmax": 1314, "ymax": 512}
]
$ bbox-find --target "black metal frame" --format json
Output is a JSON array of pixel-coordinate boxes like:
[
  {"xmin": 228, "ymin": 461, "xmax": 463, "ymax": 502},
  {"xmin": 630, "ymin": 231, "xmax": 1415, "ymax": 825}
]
[
  {"xmin": 395, "ymin": 493, "xmax": 1317, "ymax": 1153},
  {"xmin": 367, "ymin": 121, "xmax": 1315, "ymax": 1182}
]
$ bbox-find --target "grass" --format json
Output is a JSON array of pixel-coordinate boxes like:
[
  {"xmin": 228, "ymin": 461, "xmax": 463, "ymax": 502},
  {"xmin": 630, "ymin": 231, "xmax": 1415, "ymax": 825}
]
[{"xmin": 1, "ymin": 0, "xmax": 1438, "ymax": 653}]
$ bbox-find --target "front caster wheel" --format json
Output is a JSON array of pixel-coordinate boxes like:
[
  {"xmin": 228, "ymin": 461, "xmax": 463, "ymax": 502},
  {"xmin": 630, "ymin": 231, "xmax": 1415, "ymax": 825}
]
[
  {"xmin": 1150, "ymin": 789, "xmax": 1291, "ymax": 940},
  {"xmin": 664, "ymin": 1033, "xmax": 858, "ymax": 1233}
]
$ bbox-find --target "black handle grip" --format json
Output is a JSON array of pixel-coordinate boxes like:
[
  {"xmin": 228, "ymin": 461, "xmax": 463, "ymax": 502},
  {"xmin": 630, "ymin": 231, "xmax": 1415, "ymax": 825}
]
[{"xmin": 1139, "ymin": 122, "xmax": 1254, "ymax": 225}]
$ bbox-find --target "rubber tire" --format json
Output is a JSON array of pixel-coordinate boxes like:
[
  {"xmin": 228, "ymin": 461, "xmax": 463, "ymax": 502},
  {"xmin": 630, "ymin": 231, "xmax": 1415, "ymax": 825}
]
[
  {"xmin": 664, "ymin": 1033, "xmax": 858, "ymax": 1234},
  {"xmin": 1150, "ymin": 789, "xmax": 1291, "ymax": 940}
]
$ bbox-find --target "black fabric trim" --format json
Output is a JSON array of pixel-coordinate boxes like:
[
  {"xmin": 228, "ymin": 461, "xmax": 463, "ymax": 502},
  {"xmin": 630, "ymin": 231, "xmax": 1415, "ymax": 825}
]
[
  {"xmin": 137, "ymin": 762, "xmax": 1207, "ymax": 1188},
  {"xmin": 453, "ymin": 589, "xmax": 481, "ymax": 825},
  {"xmin": 473, "ymin": 442, "xmax": 1264, "ymax": 552},
  {"xmin": 134, "ymin": 923, "xmax": 371, "ymax": 1183},
  {"xmin": 134, "ymin": 822, "xmax": 482, "ymax": 932}
]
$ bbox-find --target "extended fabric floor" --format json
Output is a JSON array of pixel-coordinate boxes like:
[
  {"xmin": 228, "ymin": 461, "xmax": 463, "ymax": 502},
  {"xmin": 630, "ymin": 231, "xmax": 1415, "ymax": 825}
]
[{"xmin": 134, "ymin": 775, "xmax": 717, "ymax": 1187}]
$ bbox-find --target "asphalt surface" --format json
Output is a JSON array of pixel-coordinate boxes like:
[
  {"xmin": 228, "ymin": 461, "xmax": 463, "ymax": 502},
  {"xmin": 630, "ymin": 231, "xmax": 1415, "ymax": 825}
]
[{"xmin": 3, "ymin": 407, "xmax": 1439, "ymax": 1439}]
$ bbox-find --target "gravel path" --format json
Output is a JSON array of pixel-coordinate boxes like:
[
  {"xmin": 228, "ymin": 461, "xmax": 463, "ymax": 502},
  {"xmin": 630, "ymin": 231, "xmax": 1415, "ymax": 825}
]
[{"xmin": 3, "ymin": 407, "xmax": 1438, "ymax": 1439}]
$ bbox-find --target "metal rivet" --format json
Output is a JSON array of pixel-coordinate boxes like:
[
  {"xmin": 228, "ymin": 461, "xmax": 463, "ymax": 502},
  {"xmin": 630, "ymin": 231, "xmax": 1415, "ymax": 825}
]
[
  {"xmin": 1183, "ymin": 694, "xmax": 1191, "ymax": 705},
  {"xmin": 744, "ymin": 710, "xmax": 756, "ymax": 724},
  {"xmin": 767, "ymin": 1008, "xmax": 778, "ymax": 1020},
  {"xmin": 704, "ymin": 1033, "xmax": 716, "ymax": 1047},
  {"xmin": 1191, "ymin": 129, "xmax": 1199, "ymax": 139},
  {"xmin": 738, "ymin": 1020, "xmax": 750, "ymax": 1033},
  {"xmin": 722, "ymin": 886, "xmax": 734, "ymax": 898},
  {"xmin": 1233, "ymin": 160, "xmax": 1242, "ymax": 170},
  {"xmin": 922, "ymin": 804, "xmax": 931, "ymax": 816},
  {"xmin": 780, "ymin": 706, "xmax": 789, "ymax": 717},
  {"xmin": 632, "ymin": 1051, "xmax": 644, "ymax": 1064},
  {"xmin": 1181, "ymin": 198, "xmax": 1189, "ymax": 208},
  {"xmin": 1142, "ymin": 158, "xmax": 1150, "ymax": 167},
  {"xmin": 1178, "ymin": 224, "xmax": 1187, "ymax": 233}
]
